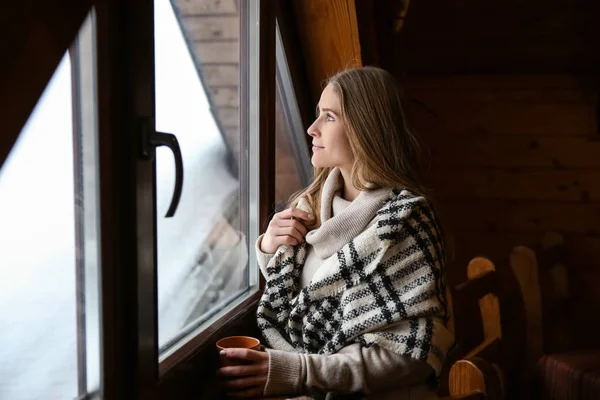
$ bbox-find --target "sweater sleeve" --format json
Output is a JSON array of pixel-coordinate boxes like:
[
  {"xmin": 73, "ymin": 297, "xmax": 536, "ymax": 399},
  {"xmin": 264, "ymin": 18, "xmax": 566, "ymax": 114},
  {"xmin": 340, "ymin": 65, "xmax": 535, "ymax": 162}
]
[
  {"xmin": 263, "ymin": 343, "xmax": 434, "ymax": 397},
  {"xmin": 255, "ymin": 234, "xmax": 275, "ymax": 278}
]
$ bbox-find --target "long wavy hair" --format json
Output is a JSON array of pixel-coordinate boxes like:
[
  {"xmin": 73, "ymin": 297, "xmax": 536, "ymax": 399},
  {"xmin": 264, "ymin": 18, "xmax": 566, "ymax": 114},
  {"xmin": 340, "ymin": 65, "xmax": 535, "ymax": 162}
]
[{"xmin": 287, "ymin": 66, "xmax": 428, "ymax": 231}]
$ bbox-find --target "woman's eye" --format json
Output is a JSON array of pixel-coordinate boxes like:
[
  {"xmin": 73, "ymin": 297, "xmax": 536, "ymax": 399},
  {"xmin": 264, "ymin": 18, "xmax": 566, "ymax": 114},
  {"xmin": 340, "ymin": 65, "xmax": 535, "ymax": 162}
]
[{"xmin": 326, "ymin": 113, "xmax": 335, "ymax": 121}]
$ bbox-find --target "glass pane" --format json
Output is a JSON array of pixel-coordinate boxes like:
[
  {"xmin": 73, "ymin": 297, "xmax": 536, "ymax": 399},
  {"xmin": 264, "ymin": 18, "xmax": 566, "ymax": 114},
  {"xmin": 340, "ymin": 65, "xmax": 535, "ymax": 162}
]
[
  {"xmin": 72, "ymin": 11, "xmax": 102, "ymax": 396},
  {"xmin": 274, "ymin": 24, "xmax": 312, "ymax": 210},
  {"xmin": 0, "ymin": 13, "xmax": 101, "ymax": 399},
  {"xmin": 156, "ymin": 0, "xmax": 256, "ymax": 353}
]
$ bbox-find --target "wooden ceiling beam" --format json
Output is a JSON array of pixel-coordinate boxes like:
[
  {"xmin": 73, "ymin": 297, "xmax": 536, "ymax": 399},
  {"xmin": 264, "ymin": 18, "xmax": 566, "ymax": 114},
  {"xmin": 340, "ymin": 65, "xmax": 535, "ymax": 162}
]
[
  {"xmin": 0, "ymin": 0, "xmax": 93, "ymax": 169},
  {"xmin": 291, "ymin": 0, "xmax": 362, "ymax": 105}
]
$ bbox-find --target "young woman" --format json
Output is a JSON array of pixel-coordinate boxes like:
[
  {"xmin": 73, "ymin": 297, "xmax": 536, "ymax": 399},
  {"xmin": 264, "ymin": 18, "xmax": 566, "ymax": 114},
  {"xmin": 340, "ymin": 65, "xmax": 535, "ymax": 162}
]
[{"xmin": 218, "ymin": 66, "xmax": 455, "ymax": 399}]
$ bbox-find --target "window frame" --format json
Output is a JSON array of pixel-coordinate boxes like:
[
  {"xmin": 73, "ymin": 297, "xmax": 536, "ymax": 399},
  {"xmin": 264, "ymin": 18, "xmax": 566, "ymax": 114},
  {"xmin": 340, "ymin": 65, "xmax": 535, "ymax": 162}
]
[
  {"xmin": 2, "ymin": 0, "xmax": 276, "ymax": 397},
  {"xmin": 93, "ymin": 0, "xmax": 276, "ymax": 397}
]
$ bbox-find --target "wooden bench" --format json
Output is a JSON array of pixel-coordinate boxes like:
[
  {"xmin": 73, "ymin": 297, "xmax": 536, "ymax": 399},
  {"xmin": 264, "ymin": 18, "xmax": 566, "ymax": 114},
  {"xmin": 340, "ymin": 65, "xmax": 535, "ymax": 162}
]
[
  {"xmin": 443, "ymin": 232, "xmax": 600, "ymax": 400},
  {"xmin": 440, "ymin": 254, "xmax": 524, "ymax": 400}
]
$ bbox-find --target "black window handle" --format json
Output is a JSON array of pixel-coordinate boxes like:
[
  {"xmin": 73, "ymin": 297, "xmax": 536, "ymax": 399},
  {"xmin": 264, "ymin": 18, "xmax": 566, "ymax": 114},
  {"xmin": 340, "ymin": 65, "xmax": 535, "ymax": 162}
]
[{"xmin": 140, "ymin": 117, "xmax": 184, "ymax": 218}]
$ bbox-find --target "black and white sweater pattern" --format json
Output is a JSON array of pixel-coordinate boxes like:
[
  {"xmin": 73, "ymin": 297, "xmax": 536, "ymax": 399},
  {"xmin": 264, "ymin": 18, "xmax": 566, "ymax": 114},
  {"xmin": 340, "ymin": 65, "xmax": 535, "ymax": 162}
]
[{"xmin": 256, "ymin": 188, "xmax": 455, "ymax": 376}]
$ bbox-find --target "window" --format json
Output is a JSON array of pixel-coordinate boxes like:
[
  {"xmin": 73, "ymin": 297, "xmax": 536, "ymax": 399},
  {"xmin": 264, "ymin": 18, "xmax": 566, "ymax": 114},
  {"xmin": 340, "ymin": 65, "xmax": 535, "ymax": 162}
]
[
  {"xmin": 155, "ymin": 0, "xmax": 260, "ymax": 359},
  {"xmin": 274, "ymin": 21, "xmax": 312, "ymax": 209},
  {"xmin": 3, "ymin": 0, "xmax": 277, "ymax": 397},
  {"xmin": 0, "ymin": 12, "xmax": 100, "ymax": 400}
]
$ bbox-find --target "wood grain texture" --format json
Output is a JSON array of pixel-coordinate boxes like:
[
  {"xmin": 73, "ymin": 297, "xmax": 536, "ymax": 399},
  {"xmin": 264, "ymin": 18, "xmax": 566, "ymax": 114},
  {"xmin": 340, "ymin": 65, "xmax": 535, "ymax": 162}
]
[
  {"xmin": 203, "ymin": 65, "xmax": 240, "ymax": 86},
  {"xmin": 292, "ymin": 0, "xmax": 362, "ymax": 104},
  {"xmin": 467, "ymin": 258, "xmax": 502, "ymax": 342},
  {"xmin": 216, "ymin": 107, "xmax": 239, "ymax": 127},
  {"xmin": 405, "ymin": 75, "xmax": 597, "ymax": 92},
  {"xmin": 437, "ymin": 199, "xmax": 600, "ymax": 234},
  {"xmin": 427, "ymin": 136, "xmax": 600, "ymax": 168},
  {"xmin": 411, "ymin": 102, "xmax": 595, "ymax": 137},
  {"xmin": 173, "ymin": 0, "xmax": 237, "ymax": 15},
  {"xmin": 447, "ymin": 231, "xmax": 600, "ymax": 273},
  {"xmin": 185, "ymin": 16, "xmax": 239, "ymax": 40},
  {"xmin": 394, "ymin": 0, "xmax": 599, "ymax": 73},
  {"xmin": 193, "ymin": 41, "xmax": 239, "ymax": 63},
  {"xmin": 209, "ymin": 87, "xmax": 239, "ymax": 107},
  {"xmin": 407, "ymin": 75, "xmax": 597, "ymax": 138},
  {"xmin": 425, "ymin": 169, "xmax": 600, "ymax": 201},
  {"xmin": 449, "ymin": 358, "xmax": 503, "ymax": 400},
  {"xmin": 510, "ymin": 246, "xmax": 543, "ymax": 381}
]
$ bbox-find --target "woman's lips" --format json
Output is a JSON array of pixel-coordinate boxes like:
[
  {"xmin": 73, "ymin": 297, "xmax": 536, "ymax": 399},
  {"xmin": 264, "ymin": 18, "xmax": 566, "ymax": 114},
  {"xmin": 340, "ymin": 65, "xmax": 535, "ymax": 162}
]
[{"xmin": 312, "ymin": 146, "xmax": 324, "ymax": 151}]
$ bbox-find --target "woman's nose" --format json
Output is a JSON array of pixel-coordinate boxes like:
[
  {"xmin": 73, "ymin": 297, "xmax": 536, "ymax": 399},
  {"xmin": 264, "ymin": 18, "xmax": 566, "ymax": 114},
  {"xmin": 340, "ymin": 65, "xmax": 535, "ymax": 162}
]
[{"xmin": 307, "ymin": 122, "xmax": 319, "ymax": 137}]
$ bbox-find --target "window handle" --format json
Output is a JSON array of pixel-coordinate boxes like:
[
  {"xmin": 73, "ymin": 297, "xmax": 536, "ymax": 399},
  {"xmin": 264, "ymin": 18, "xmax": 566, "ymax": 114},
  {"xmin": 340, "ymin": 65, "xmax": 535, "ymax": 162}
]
[{"xmin": 140, "ymin": 117, "xmax": 184, "ymax": 218}]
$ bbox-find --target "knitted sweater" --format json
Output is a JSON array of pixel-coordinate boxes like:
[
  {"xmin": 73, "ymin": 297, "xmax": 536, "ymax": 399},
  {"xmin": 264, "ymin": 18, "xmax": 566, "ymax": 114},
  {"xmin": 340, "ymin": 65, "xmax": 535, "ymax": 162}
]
[
  {"xmin": 256, "ymin": 200, "xmax": 434, "ymax": 398},
  {"xmin": 256, "ymin": 168, "xmax": 454, "ymax": 399}
]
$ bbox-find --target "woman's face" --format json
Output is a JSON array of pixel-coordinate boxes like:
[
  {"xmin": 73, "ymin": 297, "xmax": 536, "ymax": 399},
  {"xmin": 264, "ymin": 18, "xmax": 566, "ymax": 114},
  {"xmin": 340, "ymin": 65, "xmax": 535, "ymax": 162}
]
[{"xmin": 307, "ymin": 84, "xmax": 354, "ymax": 170}]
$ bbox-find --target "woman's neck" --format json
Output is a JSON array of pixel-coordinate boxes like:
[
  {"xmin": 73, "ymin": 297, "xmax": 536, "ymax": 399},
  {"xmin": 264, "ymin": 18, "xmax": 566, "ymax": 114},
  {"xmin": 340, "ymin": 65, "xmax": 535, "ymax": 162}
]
[{"xmin": 338, "ymin": 167, "xmax": 361, "ymax": 202}]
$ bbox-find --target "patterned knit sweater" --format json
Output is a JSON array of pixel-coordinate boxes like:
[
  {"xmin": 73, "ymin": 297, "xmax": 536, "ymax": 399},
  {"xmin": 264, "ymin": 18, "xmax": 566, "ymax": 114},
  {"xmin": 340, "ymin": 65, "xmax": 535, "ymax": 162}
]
[{"xmin": 256, "ymin": 173, "xmax": 455, "ymax": 379}]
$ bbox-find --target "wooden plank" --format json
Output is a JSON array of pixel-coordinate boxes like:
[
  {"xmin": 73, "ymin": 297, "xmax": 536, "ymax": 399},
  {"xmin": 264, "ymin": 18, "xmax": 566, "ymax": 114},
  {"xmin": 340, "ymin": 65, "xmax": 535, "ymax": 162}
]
[
  {"xmin": 292, "ymin": 0, "xmax": 362, "ymax": 104},
  {"xmin": 410, "ymin": 101, "xmax": 595, "ymax": 137},
  {"xmin": 173, "ymin": 0, "xmax": 237, "ymax": 15},
  {"xmin": 216, "ymin": 107, "xmax": 238, "ymax": 127},
  {"xmin": 455, "ymin": 270, "xmax": 497, "ymax": 302},
  {"xmin": 425, "ymin": 169, "xmax": 600, "ymax": 201},
  {"xmin": 183, "ymin": 16, "xmax": 239, "ymax": 40},
  {"xmin": 405, "ymin": 75, "xmax": 596, "ymax": 92},
  {"xmin": 437, "ymin": 199, "xmax": 600, "ymax": 234},
  {"xmin": 193, "ymin": 41, "xmax": 238, "ymax": 63},
  {"xmin": 448, "ymin": 358, "xmax": 502, "ymax": 400},
  {"xmin": 409, "ymin": 88, "xmax": 590, "ymax": 104},
  {"xmin": 209, "ymin": 87, "xmax": 238, "ymax": 107},
  {"xmin": 202, "ymin": 64, "xmax": 239, "ymax": 86},
  {"xmin": 466, "ymin": 259, "xmax": 501, "ymax": 342},
  {"xmin": 397, "ymin": 1, "xmax": 599, "ymax": 73},
  {"xmin": 223, "ymin": 127, "xmax": 239, "ymax": 144},
  {"xmin": 426, "ymin": 136, "xmax": 600, "ymax": 168},
  {"xmin": 446, "ymin": 231, "xmax": 600, "ymax": 280},
  {"xmin": 399, "ymin": 46, "xmax": 599, "ymax": 75},
  {"xmin": 222, "ymin": 127, "xmax": 238, "ymax": 147},
  {"xmin": 221, "ymin": 126, "xmax": 239, "ymax": 156}
]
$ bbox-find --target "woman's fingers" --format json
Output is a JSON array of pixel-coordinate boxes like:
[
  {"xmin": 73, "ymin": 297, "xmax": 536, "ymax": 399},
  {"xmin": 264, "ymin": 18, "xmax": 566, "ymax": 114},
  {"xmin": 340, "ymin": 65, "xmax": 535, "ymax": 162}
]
[
  {"xmin": 221, "ymin": 376, "xmax": 266, "ymax": 390},
  {"xmin": 218, "ymin": 364, "xmax": 263, "ymax": 378},
  {"xmin": 221, "ymin": 348, "xmax": 268, "ymax": 362},
  {"xmin": 275, "ymin": 219, "xmax": 308, "ymax": 236},
  {"xmin": 276, "ymin": 207, "xmax": 315, "ymax": 222},
  {"xmin": 272, "ymin": 227, "xmax": 305, "ymax": 244}
]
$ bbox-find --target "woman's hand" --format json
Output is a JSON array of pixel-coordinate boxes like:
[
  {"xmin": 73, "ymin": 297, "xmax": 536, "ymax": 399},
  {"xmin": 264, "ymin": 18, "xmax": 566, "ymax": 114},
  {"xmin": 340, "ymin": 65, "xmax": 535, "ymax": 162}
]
[
  {"xmin": 217, "ymin": 348, "xmax": 270, "ymax": 398},
  {"xmin": 260, "ymin": 207, "xmax": 314, "ymax": 254}
]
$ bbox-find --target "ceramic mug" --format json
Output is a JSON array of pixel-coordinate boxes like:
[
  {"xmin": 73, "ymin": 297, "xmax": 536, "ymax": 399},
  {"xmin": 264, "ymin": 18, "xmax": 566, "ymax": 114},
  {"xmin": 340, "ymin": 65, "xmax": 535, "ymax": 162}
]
[{"xmin": 216, "ymin": 336, "xmax": 262, "ymax": 367}]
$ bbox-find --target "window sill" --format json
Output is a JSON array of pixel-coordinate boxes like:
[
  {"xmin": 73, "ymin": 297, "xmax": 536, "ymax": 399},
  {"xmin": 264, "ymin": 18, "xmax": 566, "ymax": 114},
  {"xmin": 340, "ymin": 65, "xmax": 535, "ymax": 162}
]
[{"xmin": 157, "ymin": 287, "xmax": 263, "ymax": 397}]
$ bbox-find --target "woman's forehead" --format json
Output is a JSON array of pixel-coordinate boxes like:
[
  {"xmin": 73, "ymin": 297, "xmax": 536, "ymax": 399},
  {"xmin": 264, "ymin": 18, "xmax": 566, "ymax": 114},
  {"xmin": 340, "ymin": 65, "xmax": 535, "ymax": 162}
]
[{"xmin": 317, "ymin": 84, "xmax": 341, "ymax": 112}]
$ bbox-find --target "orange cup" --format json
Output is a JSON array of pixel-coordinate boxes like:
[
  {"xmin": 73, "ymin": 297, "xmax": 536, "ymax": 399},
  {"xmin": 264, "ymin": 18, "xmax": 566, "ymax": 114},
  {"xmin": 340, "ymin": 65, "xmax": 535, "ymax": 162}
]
[{"xmin": 216, "ymin": 336, "xmax": 262, "ymax": 367}]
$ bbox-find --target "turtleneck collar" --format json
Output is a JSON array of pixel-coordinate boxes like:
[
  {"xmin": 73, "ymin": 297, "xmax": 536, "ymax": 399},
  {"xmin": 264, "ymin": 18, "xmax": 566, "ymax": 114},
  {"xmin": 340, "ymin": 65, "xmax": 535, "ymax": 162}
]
[{"xmin": 304, "ymin": 168, "xmax": 392, "ymax": 259}]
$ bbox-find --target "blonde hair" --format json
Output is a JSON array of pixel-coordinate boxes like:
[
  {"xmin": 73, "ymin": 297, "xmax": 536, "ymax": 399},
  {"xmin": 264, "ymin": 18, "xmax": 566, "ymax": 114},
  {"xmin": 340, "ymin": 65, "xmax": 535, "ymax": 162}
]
[{"xmin": 287, "ymin": 66, "xmax": 428, "ymax": 231}]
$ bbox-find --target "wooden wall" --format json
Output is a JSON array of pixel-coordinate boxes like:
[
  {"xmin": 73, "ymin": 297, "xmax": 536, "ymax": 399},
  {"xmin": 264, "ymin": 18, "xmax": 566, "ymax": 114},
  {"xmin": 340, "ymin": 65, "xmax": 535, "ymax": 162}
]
[
  {"xmin": 405, "ymin": 75, "xmax": 599, "ymax": 350},
  {"xmin": 284, "ymin": 0, "xmax": 600, "ymax": 352},
  {"xmin": 375, "ymin": 0, "xmax": 600, "ymax": 352}
]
